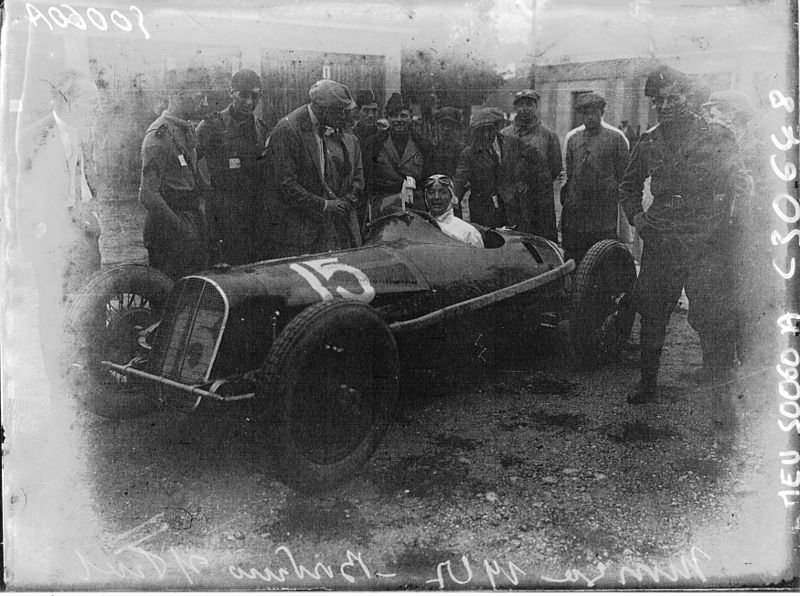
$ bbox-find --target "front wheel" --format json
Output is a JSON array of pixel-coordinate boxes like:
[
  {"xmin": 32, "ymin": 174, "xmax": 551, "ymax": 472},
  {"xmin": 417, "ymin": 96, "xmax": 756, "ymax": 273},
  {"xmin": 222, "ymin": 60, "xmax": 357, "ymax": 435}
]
[
  {"xmin": 63, "ymin": 264, "xmax": 174, "ymax": 419},
  {"xmin": 569, "ymin": 240, "xmax": 636, "ymax": 366},
  {"xmin": 262, "ymin": 300, "xmax": 399, "ymax": 494}
]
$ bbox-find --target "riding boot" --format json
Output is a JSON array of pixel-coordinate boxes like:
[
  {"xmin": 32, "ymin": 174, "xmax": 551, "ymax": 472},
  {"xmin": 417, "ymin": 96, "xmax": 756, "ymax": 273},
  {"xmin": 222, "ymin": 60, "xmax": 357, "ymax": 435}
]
[{"xmin": 627, "ymin": 349, "xmax": 661, "ymax": 404}]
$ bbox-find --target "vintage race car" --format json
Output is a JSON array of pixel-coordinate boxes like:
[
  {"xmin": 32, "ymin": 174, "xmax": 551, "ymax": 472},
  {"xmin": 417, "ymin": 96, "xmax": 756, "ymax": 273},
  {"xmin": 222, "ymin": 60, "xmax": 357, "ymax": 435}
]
[{"xmin": 64, "ymin": 195, "xmax": 636, "ymax": 493}]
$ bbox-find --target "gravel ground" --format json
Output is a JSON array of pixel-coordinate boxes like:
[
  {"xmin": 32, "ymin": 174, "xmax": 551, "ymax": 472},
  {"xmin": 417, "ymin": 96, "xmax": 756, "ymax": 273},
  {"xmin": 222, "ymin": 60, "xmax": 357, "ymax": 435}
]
[{"xmin": 3, "ymin": 196, "xmax": 796, "ymax": 590}]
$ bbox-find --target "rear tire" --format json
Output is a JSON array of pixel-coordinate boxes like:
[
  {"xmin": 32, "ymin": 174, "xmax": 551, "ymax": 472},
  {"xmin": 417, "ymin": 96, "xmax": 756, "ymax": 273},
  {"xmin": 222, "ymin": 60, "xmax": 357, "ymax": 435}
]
[
  {"xmin": 63, "ymin": 264, "xmax": 173, "ymax": 419},
  {"xmin": 262, "ymin": 300, "xmax": 399, "ymax": 494},
  {"xmin": 569, "ymin": 240, "xmax": 636, "ymax": 366}
]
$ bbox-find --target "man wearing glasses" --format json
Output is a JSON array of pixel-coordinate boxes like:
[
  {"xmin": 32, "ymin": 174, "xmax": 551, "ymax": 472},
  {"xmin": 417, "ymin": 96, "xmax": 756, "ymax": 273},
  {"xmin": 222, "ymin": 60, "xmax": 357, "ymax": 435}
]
[
  {"xmin": 619, "ymin": 66, "xmax": 746, "ymax": 428},
  {"xmin": 139, "ymin": 66, "xmax": 211, "ymax": 279},
  {"xmin": 197, "ymin": 69, "xmax": 268, "ymax": 265}
]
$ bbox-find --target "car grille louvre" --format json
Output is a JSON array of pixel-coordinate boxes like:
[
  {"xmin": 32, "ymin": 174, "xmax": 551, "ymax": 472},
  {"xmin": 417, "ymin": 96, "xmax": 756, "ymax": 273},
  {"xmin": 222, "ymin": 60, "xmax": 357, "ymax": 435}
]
[{"xmin": 148, "ymin": 277, "xmax": 227, "ymax": 384}]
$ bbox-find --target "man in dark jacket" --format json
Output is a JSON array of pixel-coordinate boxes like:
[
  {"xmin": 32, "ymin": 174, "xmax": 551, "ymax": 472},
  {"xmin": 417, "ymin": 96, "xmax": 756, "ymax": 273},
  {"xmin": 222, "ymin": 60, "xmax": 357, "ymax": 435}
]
[
  {"xmin": 196, "ymin": 69, "xmax": 268, "ymax": 265},
  {"xmin": 453, "ymin": 108, "xmax": 554, "ymax": 239},
  {"xmin": 363, "ymin": 92, "xmax": 434, "ymax": 210},
  {"xmin": 430, "ymin": 106, "xmax": 466, "ymax": 180},
  {"xmin": 561, "ymin": 92, "xmax": 630, "ymax": 265},
  {"xmin": 262, "ymin": 79, "xmax": 362, "ymax": 258},
  {"xmin": 619, "ymin": 66, "xmax": 746, "ymax": 426},
  {"xmin": 139, "ymin": 67, "xmax": 211, "ymax": 279},
  {"xmin": 353, "ymin": 89, "xmax": 379, "ymax": 148}
]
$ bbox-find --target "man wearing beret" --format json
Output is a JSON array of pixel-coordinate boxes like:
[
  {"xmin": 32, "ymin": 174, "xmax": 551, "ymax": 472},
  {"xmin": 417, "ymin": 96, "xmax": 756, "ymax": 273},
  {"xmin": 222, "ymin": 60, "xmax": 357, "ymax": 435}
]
[
  {"xmin": 353, "ymin": 89, "xmax": 379, "ymax": 148},
  {"xmin": 502, "ymin": 89, "xmax": 563, "ymax": 224},
  {"xmin": 262, "ymin": 79, "xmax": 364, "ymax": 257},
  {"xmin": 453, "ymin": 108, "xmax": 553, "ymax": 238},
  {"xmin": 139, "ymin": 66, "xmax": 211, "ymax": 279},
  {"xmin": 196, "ymin": 69, "xmax": 268, "ymax": 265},
  {"xmin": 561, "ymin": 92, "xmax": 630, "ymax": 265},
  {"xmin": 430, "ymin": 107, "xmax": 466, "ymax": 181},
  {"xmin": 619, "ymin": 66, "xmax": 747, "ymax": 426},
  {"xmin": 363, "ymin": 92, "xmax": 434, "ymax": 210}
]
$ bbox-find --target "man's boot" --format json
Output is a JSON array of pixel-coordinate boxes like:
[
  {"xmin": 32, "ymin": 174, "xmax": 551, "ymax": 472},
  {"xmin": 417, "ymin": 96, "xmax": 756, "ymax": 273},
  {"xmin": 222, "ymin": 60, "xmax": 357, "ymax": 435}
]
[{"xmin": 627, "ymin": 349, "xmax": 661, "ymax": 404}]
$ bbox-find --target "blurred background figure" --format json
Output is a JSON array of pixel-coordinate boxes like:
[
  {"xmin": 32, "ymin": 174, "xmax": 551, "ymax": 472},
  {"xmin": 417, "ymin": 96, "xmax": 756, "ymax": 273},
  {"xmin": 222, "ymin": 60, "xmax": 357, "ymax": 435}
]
[
  {"xmin": 15, "ymin": 70, "xmax": 102, "ymax": 388},
  {"xmin": 353, "ymin": 89, "xmax": 379, "ymax": 147},
  {"xmin": 431, "ymin": 107, "xmax": 465, "ymax": 181}
]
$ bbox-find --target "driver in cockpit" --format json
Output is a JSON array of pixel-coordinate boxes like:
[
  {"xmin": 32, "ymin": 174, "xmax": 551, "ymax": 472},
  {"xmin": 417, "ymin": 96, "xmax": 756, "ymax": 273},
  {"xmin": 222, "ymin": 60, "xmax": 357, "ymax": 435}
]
[{"xmin": 424, "ymin": 175, "xmax": 484, "ymax": 248}]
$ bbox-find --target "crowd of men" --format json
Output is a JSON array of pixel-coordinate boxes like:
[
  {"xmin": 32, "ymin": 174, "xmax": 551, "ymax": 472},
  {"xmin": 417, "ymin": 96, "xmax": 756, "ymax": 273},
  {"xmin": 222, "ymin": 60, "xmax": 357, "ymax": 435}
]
[{"xmin": 17, "ymin": 63, "xmax": 770, "ymax": 427}]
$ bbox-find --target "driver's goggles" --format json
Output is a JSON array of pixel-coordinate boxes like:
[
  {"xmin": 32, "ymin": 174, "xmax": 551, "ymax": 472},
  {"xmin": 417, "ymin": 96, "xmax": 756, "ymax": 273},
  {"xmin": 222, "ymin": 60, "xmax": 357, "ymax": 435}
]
[
  {"xmin": 235, "ymin": 90, "xmax": 262, "ymax": 101},
  {"xmin": 424, "ymin": 175, "xmax": 453, "ymax": 189}
]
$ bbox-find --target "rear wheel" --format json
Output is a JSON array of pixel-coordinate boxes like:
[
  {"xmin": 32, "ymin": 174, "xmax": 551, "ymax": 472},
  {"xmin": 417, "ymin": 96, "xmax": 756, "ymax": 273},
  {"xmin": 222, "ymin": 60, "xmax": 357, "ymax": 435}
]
[
  {"xmin": 63, "ymin": 264, "xmax": 173, "ymax": 419},
  {"xmin": 262, "ymin": 300, "xmax": 399, "ymax": 494},
  {"xmin": 569, "ymin": 240, "xmax": 636, "ymax": 366}
]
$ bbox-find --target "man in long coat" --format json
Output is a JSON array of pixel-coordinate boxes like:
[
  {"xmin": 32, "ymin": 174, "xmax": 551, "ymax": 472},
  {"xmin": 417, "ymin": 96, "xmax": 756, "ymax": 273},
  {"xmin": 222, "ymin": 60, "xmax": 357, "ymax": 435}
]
[
  {"xmin": 453, "ymin": 108, "xmax": 554, "ymax": 239},
  {"xmin": 262, "ymin": 79, "xmax": 362, "ymax": 258}
]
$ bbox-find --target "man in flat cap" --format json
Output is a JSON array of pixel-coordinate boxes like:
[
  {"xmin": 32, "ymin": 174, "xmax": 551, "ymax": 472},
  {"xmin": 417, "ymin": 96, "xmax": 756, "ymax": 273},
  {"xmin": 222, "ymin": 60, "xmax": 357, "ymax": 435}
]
[
  {"xmin": 453, "ymin": 108, "xmax": 553, "ymax": 237},
  {"xmin": 502, "ymin": 89, "xmax": 563, "ymax": 226},
  {"xmin": 560, "ymin": 92, "xmax": 630, "ymax": 265},
  {"xmin": 139, "ymin": 66, "xmax": 211, "ymax": 279},
  {"xmin": 363, "ymin": 92, "xmax": 434, "ymax": 210},
  {"xmin": 353, "ymin": 89, "xmax": 379, "ymax": 148},
  {"xmin": 196, "ymin": 68, "xmax": 268, "ymax": 265},
  {"xmin": 619, "ymin": 66, "xmax": 747, "ymax": 426},
  {"xmin": 262, "ymin": 79, "xmax": 364, "ymax": 257},
  {"xmin": 430, "ymin": 107, "xmax": 466, "ymax": 182}
]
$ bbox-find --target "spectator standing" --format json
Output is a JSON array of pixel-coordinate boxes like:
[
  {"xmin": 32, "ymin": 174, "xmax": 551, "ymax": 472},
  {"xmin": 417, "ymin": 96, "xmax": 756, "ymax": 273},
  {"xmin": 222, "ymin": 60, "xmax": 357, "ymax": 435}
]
[
  {"xmin": 560, "ymin": 92, "xmax": 630, "ymax": 265},
  {"xmin": 262, "ymin": 79, "xmax": 362, "ymax": 258},
  {"xmin": 15, "ymin": 70, "xmax": 102, "ymax": 385},
  {"xmin": 363, "ymin": 92, "xmax": 433, "ymax": 209},
  {"xmin": 352, "ymin": 90, "xmax": 379, "ymax": 149},
  {"xmin": 139, "ymin": 67, "xmax": 211, "ymax": 279},
  {"xmin": 501, "ymin": 89, "xmax": 563, "ymax": 223},
  {"xmin": 453, "ymin": 108, "xmax": 554, "ymax": 238},
  {"xmin": 619, "ymin": 67, "xmax": 746, "ymax": 428},
  {"xmin": 430, "ymin": 107, "xmax": 466, "ymax": 180},
  {"xmin": 196, "ymin": 69, "xmax": 268, "ymax": 265}
]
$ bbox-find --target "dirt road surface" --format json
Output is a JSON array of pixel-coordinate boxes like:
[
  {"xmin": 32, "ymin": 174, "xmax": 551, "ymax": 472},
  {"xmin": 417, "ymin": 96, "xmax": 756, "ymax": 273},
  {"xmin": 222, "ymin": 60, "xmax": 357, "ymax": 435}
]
[{"xmin": 2, "ymin": 197, "xmax": 796, "ymax": 590}]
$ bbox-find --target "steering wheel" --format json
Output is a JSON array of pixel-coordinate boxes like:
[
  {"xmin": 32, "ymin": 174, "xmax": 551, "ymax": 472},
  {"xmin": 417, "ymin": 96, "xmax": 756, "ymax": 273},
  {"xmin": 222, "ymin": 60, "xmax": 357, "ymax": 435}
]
[{"xmin": 409, "ymin": 209, "xmax": 442, "ymax": 230}]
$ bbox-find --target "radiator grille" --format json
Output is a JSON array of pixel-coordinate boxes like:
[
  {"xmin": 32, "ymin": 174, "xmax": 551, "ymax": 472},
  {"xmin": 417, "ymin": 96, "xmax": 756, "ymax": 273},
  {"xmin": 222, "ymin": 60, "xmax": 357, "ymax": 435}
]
[{"xmin": 148, "ymin": 277, "xmax": 228, "ymax": 384}]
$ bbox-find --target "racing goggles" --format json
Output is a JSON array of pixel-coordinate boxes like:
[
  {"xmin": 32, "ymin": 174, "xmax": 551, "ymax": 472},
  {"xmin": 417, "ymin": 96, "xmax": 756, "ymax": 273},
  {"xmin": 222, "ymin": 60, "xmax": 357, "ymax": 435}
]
[{"xmin": 424, "ymin": 175, "xmax": 458, "ymax": 204}]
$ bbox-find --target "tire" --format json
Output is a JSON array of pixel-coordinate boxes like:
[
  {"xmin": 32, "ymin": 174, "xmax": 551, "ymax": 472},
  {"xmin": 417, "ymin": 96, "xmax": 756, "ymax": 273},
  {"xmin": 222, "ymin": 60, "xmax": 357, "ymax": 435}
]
[
  {"xmin": 262, "ymin": 300, "xmax": 400, "ymax": 494},
  {"xmin": 569, "ymin": 240, "xmax": 637, "ymax": 366},
  {"xmin": 63, "ymin": 264, "xmax": 174, "ymax": 419}
]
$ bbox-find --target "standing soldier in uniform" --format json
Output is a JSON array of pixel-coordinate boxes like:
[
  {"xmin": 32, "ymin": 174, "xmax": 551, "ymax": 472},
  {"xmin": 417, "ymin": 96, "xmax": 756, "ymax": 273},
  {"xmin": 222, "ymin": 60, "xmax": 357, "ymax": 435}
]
[
  {"xmin": 561, "ymin": 92, "xmax": 630, "ymax": 266},
  {"xmin": 619, "ymin": 67, "xmax": 746, "ymax": 429},
  {"xmin": 196, "ymin": 69, "xmax": 267, "ymax": 265},
  {"xmin": 501, "ymin": 89, "xmax": 563, "ymax": 227},
  {"xmin": 139, "ymin": 67, "xmax": 211, "ymax": 279}
]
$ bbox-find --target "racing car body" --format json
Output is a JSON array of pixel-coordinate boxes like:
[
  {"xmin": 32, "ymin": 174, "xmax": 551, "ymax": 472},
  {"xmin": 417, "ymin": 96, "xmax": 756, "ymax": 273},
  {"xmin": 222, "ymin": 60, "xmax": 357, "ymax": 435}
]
[{"xmin": 65, "ymin": 195, "xmax": 635, "ymax": 492}]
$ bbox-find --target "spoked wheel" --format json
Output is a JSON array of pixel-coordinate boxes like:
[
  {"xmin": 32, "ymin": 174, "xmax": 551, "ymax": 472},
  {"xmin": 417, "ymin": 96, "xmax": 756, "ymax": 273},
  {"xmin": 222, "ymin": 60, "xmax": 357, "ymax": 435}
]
[
  {"xmin": 263, "ymin": 300, "xmax": 399, "ymax": 494},
  {"xmin": 63, "ymin": 264, "xmax": 174, "ymax": 419},
  {"xmin": 569, "ymin": 240, "xmax": 637, "ymax": 366}
]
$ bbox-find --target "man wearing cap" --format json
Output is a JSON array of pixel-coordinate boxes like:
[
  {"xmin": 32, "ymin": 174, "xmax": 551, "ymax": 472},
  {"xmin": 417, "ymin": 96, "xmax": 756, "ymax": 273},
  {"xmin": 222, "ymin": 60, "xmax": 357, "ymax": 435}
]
[
  {"xmin": 431, "ymin": 107, "xmax": 466, "ymax": 181},
  {"xmin": 502, "ymin": 89, "xmax": 563, "ymax": 225},
  {"xmin": 363, "ymin": 92, "xmax": 434, "ymax": 209},
  {"xmin": 453, "ymin": 108, "xmax": 553, "ymax": 237},
  {"xmin": 619, "ymin": 66, "xmax": 746, "ymax": 424},
  {"xmin": 353, "ymin": 89, "xmax": 379, "ymax": 148},
  {"xmin": 139, "ymin": 66, "xmax": 211, "ymax": 279},
  {"xmin": 196, "ymin": 69, "xmax": 268, "ymax": 265},
  {"xmin": 262, "ymin": 79, "xmax": 363, "ymax": 257},
  {"xmin": 561, "ymin": 92, "xmax": 630, "ymax": 265}
]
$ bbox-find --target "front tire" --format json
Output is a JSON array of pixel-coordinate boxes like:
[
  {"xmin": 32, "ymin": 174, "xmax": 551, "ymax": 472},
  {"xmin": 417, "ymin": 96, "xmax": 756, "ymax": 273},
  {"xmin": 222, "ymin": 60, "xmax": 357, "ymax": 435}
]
[
  {"xmin": 63, "ymin": 264, "xmax": 173, "ymax": 419},
  {"xmin": 262, "ymin": 300, "xmax": 399, "ymax": 494},
  {"xmin": 569, "ymin": 240, "xmax": 636, "ymax": 366}
]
